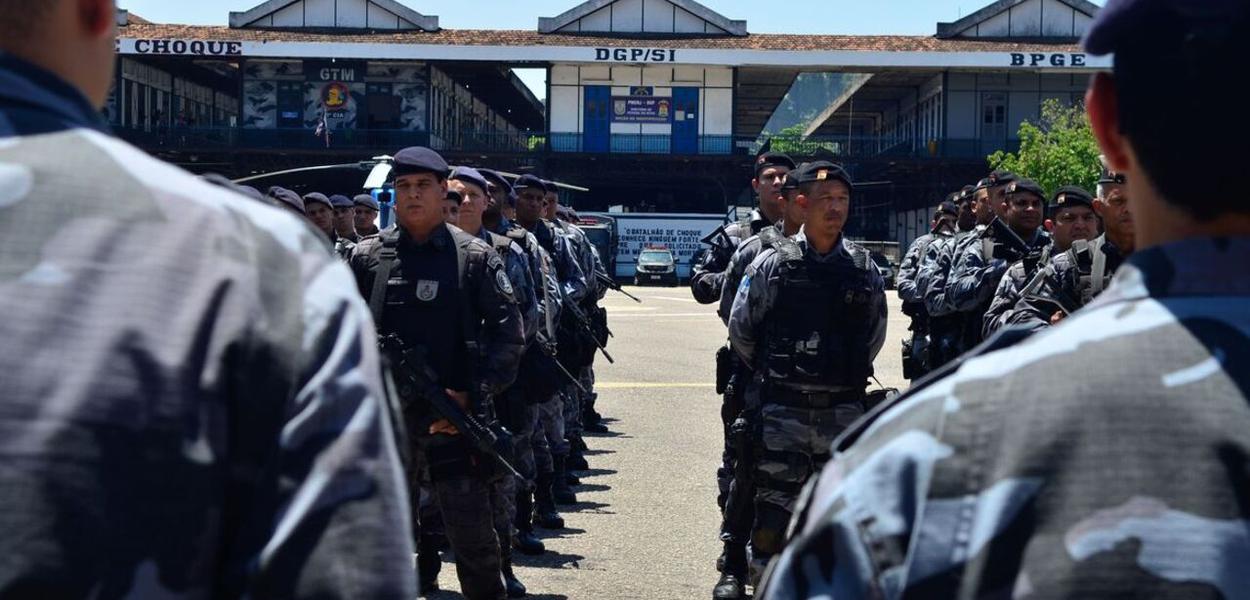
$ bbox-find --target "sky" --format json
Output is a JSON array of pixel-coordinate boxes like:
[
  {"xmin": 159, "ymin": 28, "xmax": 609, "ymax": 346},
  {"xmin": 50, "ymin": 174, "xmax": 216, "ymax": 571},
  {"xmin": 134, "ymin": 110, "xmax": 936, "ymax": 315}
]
[{"xmin": 119, "ymin": 0, "xmax": 1104, "ymax": 100}]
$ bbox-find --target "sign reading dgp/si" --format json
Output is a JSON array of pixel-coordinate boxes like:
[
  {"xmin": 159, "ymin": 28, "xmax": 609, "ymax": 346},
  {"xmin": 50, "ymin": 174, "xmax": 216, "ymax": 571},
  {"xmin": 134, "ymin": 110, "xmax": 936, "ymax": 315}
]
[{"xmin": 611, "ymin": 96, "xmax": 672, "ymax": 123}]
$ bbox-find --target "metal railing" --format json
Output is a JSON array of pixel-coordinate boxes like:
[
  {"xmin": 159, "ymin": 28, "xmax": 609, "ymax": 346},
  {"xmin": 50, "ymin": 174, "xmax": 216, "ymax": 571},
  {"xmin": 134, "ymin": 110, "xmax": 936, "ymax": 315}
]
[{"xmin": 114, "ymin": 124, "xmax": 1019, "ymax": 161}]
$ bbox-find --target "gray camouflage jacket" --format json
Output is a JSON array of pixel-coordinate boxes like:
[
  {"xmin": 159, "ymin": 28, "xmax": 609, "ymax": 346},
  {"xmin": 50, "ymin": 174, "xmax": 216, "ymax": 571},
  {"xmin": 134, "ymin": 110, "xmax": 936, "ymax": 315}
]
[
  {"xmin": 0, "ymin": 54, "xmax": 414, "ymax": 598},
  {"xmin": 760, "ymin": 236, "xmax": 1250, "ymax": 600}
]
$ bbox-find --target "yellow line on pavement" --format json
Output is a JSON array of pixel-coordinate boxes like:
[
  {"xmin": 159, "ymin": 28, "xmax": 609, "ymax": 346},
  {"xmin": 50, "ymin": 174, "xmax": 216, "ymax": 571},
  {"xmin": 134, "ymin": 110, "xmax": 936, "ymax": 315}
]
[{"xmin": 596, "ymin": 382, "xmax": 716, "ymax": 389}]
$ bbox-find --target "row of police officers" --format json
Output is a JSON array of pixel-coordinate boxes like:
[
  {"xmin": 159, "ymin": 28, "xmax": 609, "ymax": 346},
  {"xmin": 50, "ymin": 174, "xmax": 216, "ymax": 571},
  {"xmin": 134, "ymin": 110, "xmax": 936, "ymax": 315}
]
[{"xmin": 260, "ymin": 148, "xmax": 613, "ymax": 599}]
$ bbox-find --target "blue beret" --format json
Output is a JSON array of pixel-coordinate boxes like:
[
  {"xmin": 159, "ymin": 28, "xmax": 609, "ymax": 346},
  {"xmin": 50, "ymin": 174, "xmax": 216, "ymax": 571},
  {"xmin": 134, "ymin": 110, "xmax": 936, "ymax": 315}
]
[
  {"xmin": 451, "ymin": 166, "xmax": 490, "ymax": 195},
  {"xmin": 302, "ymin": 192, "xmax": 332, "ymax": 210},
  {"xmin": 1084, "ymin": 0, "xmax": 1247, "ymax": 55},
  {"xmin": 480, "ymin": 169, "xmax": 517, "ymax": 205},
  {"xmin": 353, "ymin": 194, "xmax": 380, "ymax": 211},
  {"xmin": 329, "ymin": 194, "xmax": 355, "ymax": 209},
  {"xmin": 268, "ymin": 186, "xmax": 305, "ymax": 214},
  {"xmin": 393, "ymin": 146, "xmax": 449, "ymax": 178},
  {"xmin": 513, "ymin": 174, "xmax": 546, "ymax": 192}
]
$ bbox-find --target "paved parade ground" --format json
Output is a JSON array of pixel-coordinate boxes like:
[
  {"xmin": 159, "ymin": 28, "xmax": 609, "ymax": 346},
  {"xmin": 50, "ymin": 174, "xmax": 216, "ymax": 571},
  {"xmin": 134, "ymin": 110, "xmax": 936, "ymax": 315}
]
[{"xmin": 432, "ymin": 285, "xmax": 911, "ymax": 599}]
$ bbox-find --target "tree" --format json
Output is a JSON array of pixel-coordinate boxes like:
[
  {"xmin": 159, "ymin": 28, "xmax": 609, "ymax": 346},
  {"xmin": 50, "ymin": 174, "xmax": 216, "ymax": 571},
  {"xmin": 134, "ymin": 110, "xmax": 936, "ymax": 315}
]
[
  {"xmin": 988, "ymin": 99, "xmax": 1102, "ymax": 196},
  {"xmin": 768, "ymin": 123, "xmax": 838, "ymax": 157}
]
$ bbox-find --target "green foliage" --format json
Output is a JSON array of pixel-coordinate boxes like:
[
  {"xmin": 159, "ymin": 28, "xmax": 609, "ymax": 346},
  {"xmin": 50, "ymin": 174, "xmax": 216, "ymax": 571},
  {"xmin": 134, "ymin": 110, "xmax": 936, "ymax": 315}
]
[
  {"xmin": 988, "ymin": 99, "xmax": 1102, "ymax": 196},
  {"xmin": 768, "ymin": 123, "xmax": 838, "ymax": 156}
]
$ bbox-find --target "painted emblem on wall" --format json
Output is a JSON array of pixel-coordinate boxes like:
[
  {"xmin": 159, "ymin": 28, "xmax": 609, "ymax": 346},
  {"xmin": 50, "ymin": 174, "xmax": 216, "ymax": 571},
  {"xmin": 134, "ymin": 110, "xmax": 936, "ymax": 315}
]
[{"xmin": 322, "ymin": 82, "xmax": 350, "ymax": 111}]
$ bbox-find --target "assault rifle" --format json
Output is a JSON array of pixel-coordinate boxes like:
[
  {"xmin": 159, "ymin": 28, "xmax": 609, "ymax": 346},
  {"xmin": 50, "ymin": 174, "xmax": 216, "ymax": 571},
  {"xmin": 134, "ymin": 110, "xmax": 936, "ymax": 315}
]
[
  {"xmin": 597, "ymin": 272, "xmax": 642, "ymax": 303},
  {"xmin": 379, "ymin": 334, "xmax": 521, "ymax": 479},
  {"xmin": 558, "ymin": 287, "xmax": 615, "ymax": 364}
]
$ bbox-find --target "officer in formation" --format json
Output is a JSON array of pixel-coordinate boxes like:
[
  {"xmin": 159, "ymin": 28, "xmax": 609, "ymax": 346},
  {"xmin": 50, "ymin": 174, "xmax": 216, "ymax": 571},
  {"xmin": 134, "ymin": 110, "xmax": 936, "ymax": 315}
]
[
  {"xmin": 761, "ymin": 0, "xmax": 1250, "ymax": 596},
  {"xmin": 329, "ymin": 194, "xmax": 360, "ymax": 258},
  {"xmin": 917, "ymin": 183, "xmax": 986, "ymax": 368},
  {"xmin": 728, "ymin": 161, "xmax": 887, "ymax": 591},
  {"xmin": 983, "ymin": 183, "xmax": 1099, "ymax": 335},
  {"xmin": 708, "ymin": 161, "xmax": 809, "ymax": 599},
  {"xmin": 303, "ymin": 191, "xmax": 337, "ymax": 241},
  {"xmin": 355, "ymin": 193, "xmax": 382, "ymax": 236},
  {"xmin": 268, "ymin": 185, "xmax": 308, "ymax": 217},
  {"xmin": 0, "ymin": 1, "xmax": 414, "ymax": 595},
  {"xmin": 443, "ymin": 189, "xmax": 463, "ymax": 227},
  {"xmin": 896, "ymin": 199, "xmax": 958, "ymax": 380}
]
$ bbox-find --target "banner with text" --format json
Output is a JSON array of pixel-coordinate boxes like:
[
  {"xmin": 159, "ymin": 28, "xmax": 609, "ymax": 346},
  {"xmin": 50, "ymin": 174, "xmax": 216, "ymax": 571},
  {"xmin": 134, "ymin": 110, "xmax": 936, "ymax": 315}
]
[
  {"xmin": 611, "ymin": 96, "xmax": 673, "ymax": 124},
  {"xmin": 602, "ymin": 214, "xmax": 724, "ymax": 279}
]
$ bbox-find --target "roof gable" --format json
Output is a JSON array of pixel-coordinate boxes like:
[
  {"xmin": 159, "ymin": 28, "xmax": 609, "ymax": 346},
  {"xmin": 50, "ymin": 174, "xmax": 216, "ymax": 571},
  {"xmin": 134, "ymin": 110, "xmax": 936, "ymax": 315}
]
[
  {"xmin": 229, "ymin": 0, "xmax": 439, "ymax": 31},
  {"xmin": 937, "ymin": 0, "xmax": 1100, "ymax": 39},
  {"xmin": 539, "ymin": 0, "xmax": 747, "ymax": 37}
]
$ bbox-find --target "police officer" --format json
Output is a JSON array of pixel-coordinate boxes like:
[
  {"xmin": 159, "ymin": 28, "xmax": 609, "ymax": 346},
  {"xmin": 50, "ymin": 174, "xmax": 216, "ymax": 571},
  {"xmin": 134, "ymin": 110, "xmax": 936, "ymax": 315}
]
[
  {"xmin": 1007, "ymin": 165, "xmax": 1135, "ymax": 330},
  {"xmin": 450, "ymin": 166, "xmax": 541, "ymax": 597},
  {"xmin": 329, "ymin": 194, "xmax": 359, "ymax": 258},
  {"xmin": 443, "ymin": 189, "xmax": 463, "ymax": 227},
  {"xmin": 897, "ymin": 198, "xmax": 959, "ymax": 380},
  {"xmin": 355, "ymin": 193, "xmax": 382, "ymax": 237},
  {"xmin": 350, "ymin": 146, "xmax": 525, "ymax": 600},
  {"xmin": 481, "ymin": 169, "xmax": 517, "ymax": 232},
  {"xmin": 983, "ymin": 185, "xmax": 1098, "ymax": 336},
  {"xmin": 728, "ymin": 162, "xmax": 886, "ymax": 587},
  {"xmin": 0, "ymin": 2, "xmax": 414, "ymax": 595},
  {"xmin": 761, "ymin": 2, "xmax": 1250, "ymax": 596},
  {"xmin": 709, "ymin": 162, "xmax": 809, "ymax": 600},
  {"xmin": 512, "ymin": 174, "xmax": 587, "ymax": 531},
  {"xmin": 691, "ymin": 151, "xmax": 796, "ymax": 304},
  {"xmin": 303, "ymin": 191, "xmax": 336, "ymax": 240},
  {"xmin": 921, "ymin": 181, "xmax": 990, "ymax": 368},
  {"xmin": 945, "ymin": 174, "xmax": 1050, "ymax": 350}
]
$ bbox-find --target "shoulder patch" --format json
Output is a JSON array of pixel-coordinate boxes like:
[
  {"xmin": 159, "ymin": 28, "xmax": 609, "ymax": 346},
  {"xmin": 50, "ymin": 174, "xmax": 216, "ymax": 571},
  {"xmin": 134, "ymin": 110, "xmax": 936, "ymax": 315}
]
[{"xmin": 496, "ymin": 269, "xmax": 515, "ymax": 296}]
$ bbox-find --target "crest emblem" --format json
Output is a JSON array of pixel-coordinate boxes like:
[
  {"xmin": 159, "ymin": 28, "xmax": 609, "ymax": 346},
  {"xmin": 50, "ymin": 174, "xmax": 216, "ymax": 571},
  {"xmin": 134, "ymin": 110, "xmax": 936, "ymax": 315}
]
[
  {"xmin": 322, "ymin": 82, "xmax": 350, "ymax": 110},
  {"xmin": 496, "ymin": 270, "xmax": 515, "ymax": 296},
  {"xmin": 416, "ymin": 280, "xmax": 439, "ymax": 302},
  {"xmin": 614, "ymin": 100, "xmax": 627, "ymax": 116}
]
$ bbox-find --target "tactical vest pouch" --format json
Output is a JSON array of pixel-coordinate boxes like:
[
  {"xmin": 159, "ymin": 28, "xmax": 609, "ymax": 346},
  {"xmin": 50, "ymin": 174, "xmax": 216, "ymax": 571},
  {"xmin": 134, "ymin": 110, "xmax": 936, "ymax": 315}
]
[
  {"xmin": 715, "ymin": 345, "xmax": 736, "ymax": 395},
  {"xmin": 591, "ymin": 305, "xmax": 610, "ymax": 348},
  {"xmin": 517, "ymin": 347, "xmax": 565, "ymax": 403}
]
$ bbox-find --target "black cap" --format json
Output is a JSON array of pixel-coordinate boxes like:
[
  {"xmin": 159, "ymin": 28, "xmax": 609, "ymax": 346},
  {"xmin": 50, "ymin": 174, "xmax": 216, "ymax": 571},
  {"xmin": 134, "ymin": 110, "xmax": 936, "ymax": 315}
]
[
  {"xmin": 302, "ymin": 192, "xmax": 332, "ymax": 210},
  {"xmin": 1004, "ymin": 178, "xmax": 1046, "ymax": 201},
  {"xmin": 793, "ymin": 161, "xmax": 853, "ymax": 190},
  {"xmin": 1098, "ymin": 163, "xmax": 1127, "ymax": 186},
  {"xmin": 754, "ymin": 151, "xmax": 796, "ymax": 177},
  {"xmin": 353, "ymin": 194, "xmax": 380, "ymax": 211},
  {"xmin": 937, "ymin": 200, "xmax": 959, "ymax": 217},
  {"xmin": 781, "ymin": 162, "xmax": 808, "ymax": 191},
  {"xmin": 1083, "ymin": 0, "xmax": 1248, "ymax": 56},
  {"xmin": 987, "ymin": 170, "xmax": 1018, "ymax": 188},
  {"xmin": 269, "ymin": 186, "xmax": 306, "ymax": 214},
  {"xmin": 392, "ymin": 146, "xmax": 450, "ymax": 179},
  {"xmin": 1050, "ymin": 185, "xmax": 1094, "ymax": 210},
  {"xmin": 445, "ymin": 190, "xmax": 463, "ymax": 203},
  {"xmin": 329, "ymin": 194, "xmax": 355, "ymax": 209},
  {"xmin": 513, "ymin": 174, "xmax": 546, "ymax": 193}
]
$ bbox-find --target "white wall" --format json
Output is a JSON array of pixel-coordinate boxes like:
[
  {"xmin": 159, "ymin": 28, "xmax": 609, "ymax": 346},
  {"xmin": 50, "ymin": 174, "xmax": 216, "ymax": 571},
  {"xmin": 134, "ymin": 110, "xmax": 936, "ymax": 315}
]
[
  {"xmin": 944, "ymin": 71, "xmax": 1091, "ymax": 141},
  {"xmin": 557, "ymin": 0, "xmax": 728, "ymax": 35},
  {"xmin": 959, "ymin": 0, "xmax": 1094, "ymax": 39}
]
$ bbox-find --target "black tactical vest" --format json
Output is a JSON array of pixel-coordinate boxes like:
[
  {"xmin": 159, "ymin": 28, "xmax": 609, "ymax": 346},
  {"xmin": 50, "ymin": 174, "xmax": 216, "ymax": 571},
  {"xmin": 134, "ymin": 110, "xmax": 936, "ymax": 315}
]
[{"xmin": 762, "ymin": 239, "xmax": 878, "ymax": 389}]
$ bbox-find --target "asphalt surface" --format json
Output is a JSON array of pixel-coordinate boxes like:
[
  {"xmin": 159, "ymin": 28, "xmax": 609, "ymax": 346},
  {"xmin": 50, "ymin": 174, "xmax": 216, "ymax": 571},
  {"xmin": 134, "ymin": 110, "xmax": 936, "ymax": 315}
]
[{"xmin": 430, "ymin": 284, "xmax": 911, "ymax": 599}]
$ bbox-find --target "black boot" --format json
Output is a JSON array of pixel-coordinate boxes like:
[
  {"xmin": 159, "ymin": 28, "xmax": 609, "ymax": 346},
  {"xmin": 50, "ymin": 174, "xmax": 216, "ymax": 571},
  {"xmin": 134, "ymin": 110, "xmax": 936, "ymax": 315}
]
[
  {"xmin": 533, "ymin": 472, "xmax": 565, "ymax": 529},
  {"xmin": 583, "ymin": 419, "xmax": 609, "ymax": 434},
  {"xmin": 552, "ymin": 456, "xmax": 579, "ymax": 505},
  {"xmin": 712, "ymin": 543, "xmax": 748, "ymax": 600},
  {"xmin": 570, "ymin": 436, "xmax": 588, "ymax": 452},
  {"xmin": 416, "ymin": 541, "xmax": 442, "ymax": 596},
  {"xmin": 503, "ymin": 558, "xmax": 527, "ymax": 598},
  {"xmin": 513, "ymin": 490, "xmax": 546, "ymax": 555},
  {"xmin": 567, "ymin": 447, "xmax": 590, "ymax": 472}
]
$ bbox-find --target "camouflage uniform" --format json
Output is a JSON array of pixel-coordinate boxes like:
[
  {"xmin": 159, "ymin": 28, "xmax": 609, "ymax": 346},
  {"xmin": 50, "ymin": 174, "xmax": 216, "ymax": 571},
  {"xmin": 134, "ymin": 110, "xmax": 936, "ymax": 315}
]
[
  {"xmin": 982, "ymin": 243, "xmax": 1057, "ymax": 338},
  {"xmin": 897, "ymin": 230, "xmax": 950, "ymax": 378},
  {"xmin": 691, "ymin": 209, "xmax": 772, "ymax": 305},
  {"xmin": 729, "ymin": 231, "xmax": 887, "ymax": 582},
  {"xmin": 921, "ymin": 228, "xmax": 980, "ymax": 368},
  {"xmin": 945, "ymin": 223, "xmax": 1051, "ymax": 349},
  {"xmin": 0, "ymin": 54, "xmax": 414, "ymax": 598},
  {"xmin": 1002, "ymin": 234, "xmax": 1129, "ymax": 333},
  {"xmin": 760, "ymin": 237, "xmax": 1250, "ymax": 599}
]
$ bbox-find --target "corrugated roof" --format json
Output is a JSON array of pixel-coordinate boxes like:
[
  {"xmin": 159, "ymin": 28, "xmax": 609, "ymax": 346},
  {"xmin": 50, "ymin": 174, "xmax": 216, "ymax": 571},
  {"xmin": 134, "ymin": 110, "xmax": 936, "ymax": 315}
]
[{"xmin": 119, "ymin": 22, "xmax": 1083, "ymax": 53}]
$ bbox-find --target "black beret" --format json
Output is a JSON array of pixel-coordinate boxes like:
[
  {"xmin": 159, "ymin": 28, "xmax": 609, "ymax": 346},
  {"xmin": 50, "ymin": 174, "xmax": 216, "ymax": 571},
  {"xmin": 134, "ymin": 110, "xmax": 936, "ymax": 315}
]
[
  {"xmin": 353, "ymin": 194, "xmax": 380, "ymax": 211},
  {"xmin": 392, "ymin": 146, "xmax": 449, "ymax": 179},
  {"xmin": 987, "ymin": 170, "xmax": 1018, "ymax": 188},
  {"xmin": 1098, "ymin": 164, "xmax": 1127, "ymax": 185},
  {"xmin": 302, "ymin": 192, "xmax": 332, "ymax": 210},
  {"xmin": 513, "ymin": 174, "xmax": 546, "ymax": 192},
  {"xmin": 755, "ymin": 151, "xmax": 796, "ymax": 177},
  {"xmin": 1004, "ymin": 178, "xmax": 1046, "ymax": 201},
  {"xmin": 329, "ymin": 194, "xmax": 355, "ymax": 209},
  {"xmin": 1084, "ymin": 0, "xmax": 1247, "ymax": 56},
  {"xmin": 1050, "ymin": 185, "xmax": 1094, "ymax": 210},
  {"xmin": 937, "ymin": 200, "xmax": 960, "ymax": 217},
  {"xmin": 793, "ymin": 161, "xmax": 853, "ymax": 190},
  {"xmin": 268, "ymin": 186, "xmax": 306, "ymax": 214},
  {"xmin": 781, "ymin": 162, "xmax": 808, "ymax": 191}
]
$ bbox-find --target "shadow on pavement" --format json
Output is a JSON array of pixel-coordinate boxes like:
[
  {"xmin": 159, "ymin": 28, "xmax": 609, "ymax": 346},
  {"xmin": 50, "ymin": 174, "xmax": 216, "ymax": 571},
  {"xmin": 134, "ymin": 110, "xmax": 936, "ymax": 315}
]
[
  {"xmin": 582, "ymin": 448, "xmax": 616, "ymax": 457},
  {"xmin": 514, "ymin": 550, "xmax": 586, "ymax": 569},
  {"xmin": 571, "ymin": 483, "xmax": 610, "ymax": 493},
  {"xmin": 574, "ymin": 467, "xmax": 617, "ymax": 477},
  {"xmin": 533, "ymin": 526, "xmax": 587, "ymax": 539},
  {"xmin": 560, "ymin": 501, "xmax": 612, "ymax": 513}
]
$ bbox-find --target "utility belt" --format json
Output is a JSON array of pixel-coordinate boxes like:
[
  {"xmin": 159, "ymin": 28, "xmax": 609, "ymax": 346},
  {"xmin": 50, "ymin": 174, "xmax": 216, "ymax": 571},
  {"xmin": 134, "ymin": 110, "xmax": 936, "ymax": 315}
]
[{"xmin": 765, "ymin": 385, "xmax": 864, "ymax": 409}]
